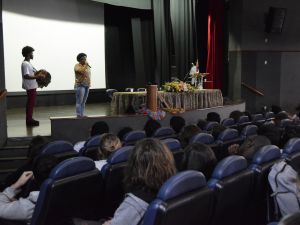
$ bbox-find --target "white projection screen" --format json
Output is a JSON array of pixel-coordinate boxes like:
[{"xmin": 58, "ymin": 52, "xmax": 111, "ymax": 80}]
[{"xmin": 2, "ymin": 0, "xmax": 105, "ymax": 92}]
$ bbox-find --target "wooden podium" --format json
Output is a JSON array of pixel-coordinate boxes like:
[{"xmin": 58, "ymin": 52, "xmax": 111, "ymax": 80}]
[{"xmin": 147, "ymin": 85, "xmax": 157, "ymax": 112}]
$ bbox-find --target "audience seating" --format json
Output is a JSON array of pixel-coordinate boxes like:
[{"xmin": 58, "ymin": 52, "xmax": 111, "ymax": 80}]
[
  {"xmin": 252, "ymin": 113, "xmax": 265, "ymax": 125},
  {"xmin": 101, "ymin": 145, "xmax": 134, "ymax": 216},
  {"xmin": 142, "ymin": 171, "xmax": 214, "ymax": 225},
  {"xmin": 189, "ymin": 133, "xmax": 214, "ymax": 145},
  {"xmin": 123, "ymin": 130, "xmax": 146, "ymax": 146},
  {"xmin": 30, "ymin": 157, "xmax": 104, "ymax": 225},
  {"xmin": 208, "ymin": 155, "xmax": 253, "ymax": 225},
  {"xmin": 265, "ymin": 112, "xmax": 275, "ymax": 121},
  {"xmin": 152, "ymin": 127, "xmax": 175, "ymax": 139},
  {"xmin": 80, "ymin": 135, "xmax": 101, "ymax": 157},
  {"xmin": 39, "ymin": 140, "xmax": 78, "ymax": 161},
  {"xmin": 204, "ymin": 121, "xmax": 219, "ymax": 132},
  {"xmin": 280, "ymin": 118, "xmax": 293, "ymax": 128},
  {"xmin": 240, "ymin": 124, "xmax": 258, "ymax": 139},
  {"xmin": 282, "ymin": 137, "xmax": 300, "ymax": 165},
  {"xmin": 221, "ymin": 118, "xmax": 236, "ymax": 128},
  {"xmin": 162, "ymin": 138, "xmax": 183, "ymax": 169}
]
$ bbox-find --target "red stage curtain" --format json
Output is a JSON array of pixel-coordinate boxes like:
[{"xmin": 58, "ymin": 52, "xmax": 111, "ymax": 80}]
[{"xmin": 206, "ymin": 0, "xmax": 225, "ymax": 89}]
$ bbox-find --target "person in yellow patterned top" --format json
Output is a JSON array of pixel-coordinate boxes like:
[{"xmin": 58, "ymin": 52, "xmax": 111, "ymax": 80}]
[{"xmin": 74, "ymin": 53, "xmax": 91, "ymax": 118}]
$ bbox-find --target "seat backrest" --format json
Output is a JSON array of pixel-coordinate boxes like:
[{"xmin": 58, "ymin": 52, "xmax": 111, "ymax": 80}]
[
  {"xmin": 142, "ymin": 171, "xmax": 214, "ymax": 225},
  {"xmin": 238, "ymin": 115, "xmax": 250, "ymax": 124},
  {"xmin": 80, "ymin": 135, "xmax": 101, "ymax": 157},
  {"xmin": 217, "ymin": 128, "xmax": 239, "ymax": 143},
  {"xmin": 205, "ymin": 121, "xmax": 219, "ymax": 131},
  {"xmin": 152, "ymin": 127, "xmax": 175, "ymax": 139},
  {"xmin": 265, "ymin": 111, "xmax": 275, "ymax": 120},
  {"xmin": 40, "ymin": 140, "xmax": 78, "ymax": 161},
  {"xmin": 189, "ymin": 133, "xmax": 214, "ymax": 145},
  {"xmin": 280, "ymin": 119, "xmax": 293, "ymax": 128},
  {"xmin": 123, "ymin": 130, "xmax": 146, "ymax": 146},
  {"xmin": 31, "ymin": 157, "xmax": 103, "ymax": 225},
  {"xmin": 162, "ymin": 138, "xmax": 183, "ymax": 170},
  {"xmin": 221, "ymin": 118, "xmax": 235, "ymax": 128},
  {"xmin": 137, "ymin": 88, "xmax": 146, "ymax": 92},
  {"xmin": 252, "ymin": 113, "xmax": 265, "ymax": 122},
  {"xmin": 241, "ymin": 124, "xmax": 258, "ymax": 139},
  {"xmin": 106, "ymin": 89, "xmax": 118, "ymax": 100},
  {"xmin": 208, "ymin": 155, "xmax": 253, "ymax": 225},
  {"xmin": 101, "ymin": 146, "xmax": 134, "ymax": 216},
  {"xmin": 282, "ymin": 138, "xmax": 300, "ymax": 165}
]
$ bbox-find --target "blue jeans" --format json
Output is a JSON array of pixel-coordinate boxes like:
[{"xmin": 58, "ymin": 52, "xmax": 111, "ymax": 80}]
[{"xmin": 75, "ymin": 85, "xmax": 89, "ymax": 117}]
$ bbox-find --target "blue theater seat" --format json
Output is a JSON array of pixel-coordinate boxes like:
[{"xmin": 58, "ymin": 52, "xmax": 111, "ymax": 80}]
[
  {"xmin": 101, "ymin": 145, "xmax": 134, "ymax": 216},
  {"xmin": 30, "ymin": 157, "xmax": 103, "ymax": 225},
  {"xmin": 39, "ymin": 140, "xmax": 78, "ymax": 161},
  {"xmin": 123, "ymin": 130, "xmax": 146, "ymax": 146},
  {"xmin": 142, "ymin": 171, "xmax": 214, "ymax": 225},
  {"xmin": 189, "ymin": 133, "xmax": 214, "ymax": 145},
  {"xmin": 162, "ymin": 138, "xmax": 183, "ymax": 169},
  {"xmin": 265, "ymin": 112, "xmax": 275, "ymax": 121},
  {"xmin": 282, "ymin": 137, "xmax": 300, "ymax": 165},
  {"xmin": 221, "ymin": 118, "xmax": 236, "ymax": 128},
  {"xmin": 80, "ymin": 135, "xmax": 102, "ymax": 158},
  {"xmin": 204, "ymin": 121, "xmax": 219, "ymax": 132},
  {"xmin": 208, "ymin": 155, "xmax": 253, "ymax": 225},
  {"xmin": 249, "ymin": 145, "xmax": 281, "ymax": 224},
  {"xmin": 240, "ymin": 124, "xmax": 258, "ymax": 139},
  {"xmin": 153, "ymin": 127, "xmax": 175, "ymax": 139}
]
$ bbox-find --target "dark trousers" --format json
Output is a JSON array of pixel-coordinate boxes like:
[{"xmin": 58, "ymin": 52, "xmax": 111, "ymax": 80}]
[{"xmin": 26, "ymin": 89, "xmax": 37, "ymax": 122}]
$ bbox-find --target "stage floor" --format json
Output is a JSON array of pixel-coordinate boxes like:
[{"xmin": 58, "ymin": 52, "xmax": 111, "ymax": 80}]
[{"xmin": 7, "ymin": 103, "xmax": 111, "ymax": 138}]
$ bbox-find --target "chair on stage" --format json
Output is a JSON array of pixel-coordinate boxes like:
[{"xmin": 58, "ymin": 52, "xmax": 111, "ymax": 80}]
[
  {"xmin": 142, "ymin": 171, "xmax": 214, "ymax": 225},
  {"xmin": 30, "ymin": 157, "xmax": 104, "ymax": 225},
  {"xmin": 106, "ymin": 89, "xmax": 118, "ymax": 101}
]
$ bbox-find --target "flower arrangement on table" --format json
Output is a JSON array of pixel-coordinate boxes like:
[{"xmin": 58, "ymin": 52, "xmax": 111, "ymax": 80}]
[{"xmin": 162, "ymin": 81, "xmax": 196, "ymax": 93}]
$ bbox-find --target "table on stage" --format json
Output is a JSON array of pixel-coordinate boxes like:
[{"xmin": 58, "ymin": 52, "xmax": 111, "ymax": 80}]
[{"xmin": 111, "ymin": 89, "xmax": 223, "ymax": 115}]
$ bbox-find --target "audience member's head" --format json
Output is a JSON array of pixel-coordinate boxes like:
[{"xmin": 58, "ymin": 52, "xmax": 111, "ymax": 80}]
[
  {"xmin": 257, "ymin": 123, "xmax": 281, "ymax": 146},
  {"xmin": 170, "ymin": 116, "xmax": 185, "ymax": 134},
  {"xmin": 144, "ymin": 119, "xmax": 161, "ymax": 137},
  {"xmin": 274, "ymin": 111, "xmax": 289, "ymax": 126},
  {"xmin": 211, "ymin": 124, "xmax": 226, "ymax": 140},
  {"xmin": 206, "ymin": 112, "xmax": 221, "ymax": 123},
  {"xmin": 32, "ymin": 155, "xmax": 59, "ymax": 187},
  {"xmin": 197, "ymin": 119, "xmax": 207, "ymax": 130},
  {"xmin": 243, "ymin": 111, "xmax": 252, "ymax": 121},
  {"xmin": 179, "ymin": 125, "xmax": 201, "ymax": 148},
  {"xmin": 90, "ymin": 121, "xmax": 109, "ymax": 136},
  {"xmin": 98, "ymin": 133, "xmax": 122, "ymax": 159},
  {"xmin": 181, "ymin": 143, "xmax": 217, "ymax": 179},
  {"xmin": 271, "ymin": 105, "xmax": 282, "ymax": 115},
  {"xmin": 238, "ymin": 135, "xmax": 271, "ymax": 162},
  {"xmin": 229, "ymin": 110, "xmax": 243, "ymax": 123},
  {"xmin": 117, "ymin": 127, "xmax": 133, "ymax": 141},
  {"xmin": 124, "ymin": 138, "xmax": 176, "ymax": 194},
  {"xmin": 27, "ymin": 136, "xmax": 49, "ymax": 163},
  {"xmin": 279, "ymin": 212, "xmax": 300, "ymax": 225}
]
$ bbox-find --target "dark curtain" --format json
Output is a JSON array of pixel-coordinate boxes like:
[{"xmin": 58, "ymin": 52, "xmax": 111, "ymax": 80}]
[
  {"xmin": 206, "ymin": 0, "xmax": 225, "ymax": 89},
  {"xmin": 170, "ymin": 0, "xmax": 196, "ymax": 80},
  {"xmin": 152, "ymin": 0, "xmax": 171, "ymax": 85}
]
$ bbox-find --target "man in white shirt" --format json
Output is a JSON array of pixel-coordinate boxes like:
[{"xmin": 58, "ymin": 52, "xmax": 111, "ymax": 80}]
[{"xmin": 21, "ymin": 46, "xmax": 39, "ymax": 126}]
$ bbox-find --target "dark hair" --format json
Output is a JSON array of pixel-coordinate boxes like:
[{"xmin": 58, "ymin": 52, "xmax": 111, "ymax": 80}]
[
  {"xmin": 117, "ymin": 127, "xmax": 133, "ymax": 141},
  {"xmin": 179, "ymin": 125, "xmax": 201, "ymax": 148},
  {"xmin": 22, "ymin": 46, "xmax": 34, "ymax": 57},
  {"xmin": 197, "ymin": 119, "xmax": 207, "ymax": 130},
  {"xmin": 279, "ymin": 212, "xmax": 300, "ymax": 225},
  {"xmin": 124, "ymin": 138, "xmax": 176, "ymax": 194},
  {"xmin": 243, "ymin": 111, "xmax": 252, "ymax": 121},
  {"xmin": 181, "ymin": 143, "xmax": 217, "ymax": 179},
  {"xmin": 170, "ymin": 116, "xmax": 185, "ymax": 134},
  {"xmin": 206, "ymin": 112, "xmax": 221, "ymax": 123},
  {"xmin": 90, "ymin": 121, "xmax": 109, "ymax": 136},
  {"xmin": 257, "ymin": 124, "xmax": 281, "ymax": 146},
  {"xmin": 211, "ymin": 124, "xmax": 226, "ymax": 140},
  {"xmin": 271, "ymin": 105, "xmax": 282, "ymax": 114},
  {"xmin": 229, "ymin": 110, "xmax": 243, "ymax": 123},
  {"xmin": 99, "ymin": 133, "xmax": 121, "ymax": 159},
  {"xmin": 32, "ymin": 155, "xmax": 58, "ymax": 187},
  {"xmin": 27, "ymin": 136, "xmax": 49, "ymax": 163},
  {"xmin": 144, "ymin": 119, "xmax": 161, "ymax": 137},
  {"xmin": 76, "ymin": 53, "xmax": 87, "ymax": 62},
  {"xmin": 238, "ymin": 135, "xmax": 271, "ymax": 161}
]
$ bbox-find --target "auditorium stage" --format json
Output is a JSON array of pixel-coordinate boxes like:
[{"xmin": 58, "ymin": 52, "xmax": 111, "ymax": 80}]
[{"xmin": 7, "ymin": 101, "xmax": 245, "ymax": 143}]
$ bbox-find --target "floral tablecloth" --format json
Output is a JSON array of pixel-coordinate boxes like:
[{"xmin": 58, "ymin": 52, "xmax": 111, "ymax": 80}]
[{"xmin": 111, "ymin": 89, "xmax": 223, "ymax": 115}]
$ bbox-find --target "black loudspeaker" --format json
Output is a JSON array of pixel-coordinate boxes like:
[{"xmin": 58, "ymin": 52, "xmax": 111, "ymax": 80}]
[{"xmin": 265, "ymin": 7, "xmax": 287, "ymax": 33}]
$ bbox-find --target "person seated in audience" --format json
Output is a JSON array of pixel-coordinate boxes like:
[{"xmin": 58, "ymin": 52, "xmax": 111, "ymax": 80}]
[
  {"xmin": 170, "ymin": 116, "xmax": 185, "ymax": 134},
  {"xmin": 74, "ymin": 121, "xmax": 109, "ymax": 152},
  {"xmin": 271, "ymin": 105, "xmax": 283, "ymax": 115},
  {"xmin": 197, "ymin": 119, "xmax": 207, "ymax": 130},
  {"xmin": 179, "ymin": 124, "xmax": 201, "ymax": 148},
  {"xmin": 1, "ymin": 136, "xmax": 49, "ymax": 192},
  {"xmin": 274, "ymin": 111, "xmax": 289, "ymax": 127},
  {"xmin": 117, "ymin": 127, "xmax": 133, "ymax": 141},
  {"xmin": 211, "ymin": 124, "xmax": 226, "ymax": 140},
  {"xmin": 180, "ymin": 143, "xmax": 217, "ymax": 179},
  {"xmin": 257, "ymin": 123, "xmax": 281, "ymax": 147},
  {"xmin": 243, "ymin": 111, "xmax": 252, "ymax": 121},
  {"xmin": 93, "ymin": 133, "xmax": 122, "ymax": 171},
  {"xmin": 143, "ymin": 119, "xmax": 161, "ymax": 137},
  {"xmin": 206, "ymin": 112, "xmax": 221, "ymax": 123},
  {"xmin": 73, "ymin": 138, "xmax": 176, "ymax": 225},
  {"xmin": 268, "ymin": 159, "xmax": 300, "ymax": 217},
  {"xmin": 229, "ymin": 110, "xmax": 243, "ymax": 123},
  {"xmin": 228, "ymin": 135, "xmax": 271, "ymax": 163},
  {"xmin": 0, "ymin": 155, "xmax": 58, "ymax": 223},
  {"xmin": 278, "ymin": 212, "xmax": 300, "ymax": 225}
]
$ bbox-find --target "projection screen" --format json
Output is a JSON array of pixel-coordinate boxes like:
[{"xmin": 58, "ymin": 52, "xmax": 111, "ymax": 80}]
[{"xmin": 2, "ymin": 0, "xmax": 105, "ymax": 92}]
